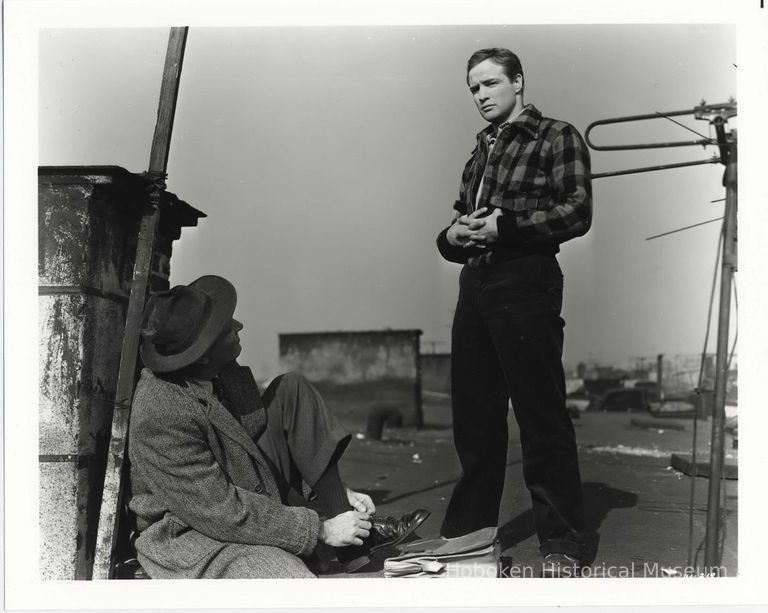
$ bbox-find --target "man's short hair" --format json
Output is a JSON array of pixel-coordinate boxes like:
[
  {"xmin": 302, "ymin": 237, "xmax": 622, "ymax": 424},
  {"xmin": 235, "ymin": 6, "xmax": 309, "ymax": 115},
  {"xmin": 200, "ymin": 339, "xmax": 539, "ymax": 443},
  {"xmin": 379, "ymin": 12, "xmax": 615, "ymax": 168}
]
[{"xmin": 466, "ymin": 48, "xmax": 524, "ymax": 85}]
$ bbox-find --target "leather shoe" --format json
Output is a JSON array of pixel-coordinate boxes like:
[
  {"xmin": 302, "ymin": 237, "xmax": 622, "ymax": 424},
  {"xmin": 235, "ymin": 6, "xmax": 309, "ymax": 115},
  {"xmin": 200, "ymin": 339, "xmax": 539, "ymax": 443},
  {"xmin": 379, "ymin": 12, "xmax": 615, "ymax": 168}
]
[
  {"xmin": 339, "ymin": 509, "xmax": 430, "ymax": 573},
  {"xmin": 369, "ymin": 509, "xmax": 431, "ymax": 553}
]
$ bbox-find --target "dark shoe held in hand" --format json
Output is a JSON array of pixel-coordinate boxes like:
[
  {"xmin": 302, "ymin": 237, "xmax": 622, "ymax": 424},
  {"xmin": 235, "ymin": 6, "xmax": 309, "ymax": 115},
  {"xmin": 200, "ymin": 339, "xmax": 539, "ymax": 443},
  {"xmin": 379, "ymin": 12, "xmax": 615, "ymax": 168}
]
[{"xmin": 339, "ymin": 508, "xmax": 431, "ymax": 573}]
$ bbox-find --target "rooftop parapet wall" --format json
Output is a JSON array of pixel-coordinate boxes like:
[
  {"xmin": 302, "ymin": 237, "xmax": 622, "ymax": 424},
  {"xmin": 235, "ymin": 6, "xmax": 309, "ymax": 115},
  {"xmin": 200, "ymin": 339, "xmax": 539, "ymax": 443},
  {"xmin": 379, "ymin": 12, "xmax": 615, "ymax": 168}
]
[
  {"xmin": 420, "ymin": 352, "xmax": 451, "ymax": 395},
  {"xmin": 280, "ymin": 329, "xmax": 422, "ymax": 383},
  {"xmin": 279, "ymin": 330, "xmax": 423, "ymax": 427}
]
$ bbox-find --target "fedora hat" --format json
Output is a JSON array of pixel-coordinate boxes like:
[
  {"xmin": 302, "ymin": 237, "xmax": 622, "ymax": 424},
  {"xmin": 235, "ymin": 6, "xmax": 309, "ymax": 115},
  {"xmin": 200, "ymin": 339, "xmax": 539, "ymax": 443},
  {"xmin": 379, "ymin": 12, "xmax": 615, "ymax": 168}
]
[{"xmin": 139, "ymin": 275, "xmax": 237, "ymax": 373}]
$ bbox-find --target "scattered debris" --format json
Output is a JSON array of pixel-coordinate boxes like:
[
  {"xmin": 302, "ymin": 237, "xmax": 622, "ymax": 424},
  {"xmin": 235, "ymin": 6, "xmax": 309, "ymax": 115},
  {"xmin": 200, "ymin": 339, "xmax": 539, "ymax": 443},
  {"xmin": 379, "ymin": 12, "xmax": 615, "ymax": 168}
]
[
  {"xmin": 666, "ymin": 466, "xmax": 685, "ymax": 480},
  {"xmin": 422, "ymin": 390, "xmax": 450, "ymax": 399},
  {"xmin": 669, "ymin": 453, "xmax": 738, "ymax": 480},
  {"xmin": 630, "ymin": 418, "xmax": 684, "ymax": 432},
  {"xmin": 587, "ymin": 444, "xmax": 670, "ymax": 458}
]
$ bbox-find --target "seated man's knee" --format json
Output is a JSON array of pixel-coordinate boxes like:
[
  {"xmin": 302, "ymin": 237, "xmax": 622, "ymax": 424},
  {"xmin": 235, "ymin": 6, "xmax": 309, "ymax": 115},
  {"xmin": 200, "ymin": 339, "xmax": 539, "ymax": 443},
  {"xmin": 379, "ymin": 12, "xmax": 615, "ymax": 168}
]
[
  {"xmin": 265, "ymin": 371, "xmax": 314, "ymax": 403},
  {"xmin": 279, "ymin": 371, "xmax": 312, "ymax": 391},
  {"xmin": 265, "ymin": 371, "xmax": 302, "ymax": 390},
  {"xmin": 280, "ymin": 371, "xmax": 309, "ymax": 387}
]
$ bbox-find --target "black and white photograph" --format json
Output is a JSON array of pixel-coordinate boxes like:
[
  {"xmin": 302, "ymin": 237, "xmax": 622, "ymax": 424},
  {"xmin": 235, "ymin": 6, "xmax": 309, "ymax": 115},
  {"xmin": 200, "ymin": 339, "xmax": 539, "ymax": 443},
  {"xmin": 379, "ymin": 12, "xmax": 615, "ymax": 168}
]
[{"xmin": 4, "ymin": 0, "xmax": 768, "ymax": 610}]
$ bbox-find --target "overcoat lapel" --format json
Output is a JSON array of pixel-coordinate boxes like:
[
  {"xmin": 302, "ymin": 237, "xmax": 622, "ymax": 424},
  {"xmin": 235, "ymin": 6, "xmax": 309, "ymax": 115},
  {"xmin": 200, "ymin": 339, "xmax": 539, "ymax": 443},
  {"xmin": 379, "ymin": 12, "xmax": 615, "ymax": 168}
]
[
  {"xmin": 186, "ymin": 382, "xmax": 267, "ymax": 467},
  {"xmin": 204, "ymin": 400, "xmax": 265, "ymax": 463},
  {"xmin": 185, "ymin": 378, "xmax": 281, "ymax": 500}
]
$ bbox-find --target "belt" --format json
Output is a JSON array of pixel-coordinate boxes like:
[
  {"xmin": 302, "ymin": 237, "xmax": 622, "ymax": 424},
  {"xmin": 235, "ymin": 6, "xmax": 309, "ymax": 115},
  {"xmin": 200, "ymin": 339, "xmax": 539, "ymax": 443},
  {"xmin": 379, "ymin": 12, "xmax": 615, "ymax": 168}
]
[{"xmin": 468, "ymin": 245, "xmax": 558, "ymax": 268}]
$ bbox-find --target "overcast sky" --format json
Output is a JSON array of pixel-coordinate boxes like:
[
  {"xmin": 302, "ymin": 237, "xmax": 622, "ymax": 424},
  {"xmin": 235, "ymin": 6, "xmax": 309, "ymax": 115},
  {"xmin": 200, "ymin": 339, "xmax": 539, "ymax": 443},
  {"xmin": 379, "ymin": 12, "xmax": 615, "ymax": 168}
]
[{"xmin": 39, "ymin": 23, "xmax": 737, "ymax": 380}]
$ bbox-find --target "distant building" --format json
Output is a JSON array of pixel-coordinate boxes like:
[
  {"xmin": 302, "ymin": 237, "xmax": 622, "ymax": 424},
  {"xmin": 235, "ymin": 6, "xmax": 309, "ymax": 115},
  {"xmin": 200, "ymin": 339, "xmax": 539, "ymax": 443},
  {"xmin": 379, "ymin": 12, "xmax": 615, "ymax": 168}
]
[
  {"xmin": 279, "ymin": 329, "xmax": 423, "ymax": 427},
  {"xmin": 421, "ymin": 352, "xmax": 451, "ymax": 395},
  {"xmin": 574, "ymin": 353, "xmax": 735, "ymax": 401}
]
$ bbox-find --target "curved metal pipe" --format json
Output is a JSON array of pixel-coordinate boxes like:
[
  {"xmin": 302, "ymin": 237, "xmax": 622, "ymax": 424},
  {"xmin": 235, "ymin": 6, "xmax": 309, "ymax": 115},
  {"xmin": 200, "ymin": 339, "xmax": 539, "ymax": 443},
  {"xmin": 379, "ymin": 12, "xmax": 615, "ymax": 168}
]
[
  {"xmin": 591, "ymin": 157, "xmax": 721, "ymax": 179},
  {"xmin": 585, "ymin": 102, "xmax": 736, "ymax": 151}
]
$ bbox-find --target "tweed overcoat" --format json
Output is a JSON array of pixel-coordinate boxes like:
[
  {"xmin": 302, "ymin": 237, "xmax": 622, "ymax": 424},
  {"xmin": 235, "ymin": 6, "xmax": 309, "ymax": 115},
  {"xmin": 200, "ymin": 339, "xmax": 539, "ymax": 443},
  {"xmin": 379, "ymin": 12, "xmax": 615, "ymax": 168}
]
[{"xmin": 128, "ymin": 368, "xmax": 320, "ymax": 578}]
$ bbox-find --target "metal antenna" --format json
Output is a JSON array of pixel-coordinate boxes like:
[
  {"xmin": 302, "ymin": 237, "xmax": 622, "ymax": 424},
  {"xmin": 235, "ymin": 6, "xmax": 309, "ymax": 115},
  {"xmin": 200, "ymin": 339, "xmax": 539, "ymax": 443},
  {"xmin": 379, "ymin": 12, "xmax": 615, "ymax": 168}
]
[
  {"xmin": 586, "ymin": 100, "xmax": 737, "ymax": 572},
  {"xmin": 585, "ymin": 101, "xmax": 736, "ymax": 179},
  {"xmin": 645, "ymin": 216, "xmax": 724, "ymax": 241},
  {"xmin": 654, "ymin": 111, "xmax": 716, "ymax": 145}
]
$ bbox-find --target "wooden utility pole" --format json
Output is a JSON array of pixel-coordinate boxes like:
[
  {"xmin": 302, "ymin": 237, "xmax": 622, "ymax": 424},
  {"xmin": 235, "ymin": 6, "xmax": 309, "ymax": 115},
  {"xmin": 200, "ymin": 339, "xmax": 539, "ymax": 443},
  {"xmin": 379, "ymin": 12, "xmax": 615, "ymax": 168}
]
[{"xmin": 92, "ymin": 27, "xmax": 189, "ymax": 580}]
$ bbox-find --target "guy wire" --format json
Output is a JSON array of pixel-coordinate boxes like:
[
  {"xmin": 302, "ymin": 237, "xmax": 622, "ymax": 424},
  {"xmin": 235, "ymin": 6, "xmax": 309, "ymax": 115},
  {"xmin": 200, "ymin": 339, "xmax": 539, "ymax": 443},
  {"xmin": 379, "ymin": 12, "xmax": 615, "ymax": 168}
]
[
  {"xmin": 687, "ymin": 222, "xmax": 724, "ymax": 568},
  {"xmin": 654, "ymin": 111, "xmax": 717, "ymax": 146}
]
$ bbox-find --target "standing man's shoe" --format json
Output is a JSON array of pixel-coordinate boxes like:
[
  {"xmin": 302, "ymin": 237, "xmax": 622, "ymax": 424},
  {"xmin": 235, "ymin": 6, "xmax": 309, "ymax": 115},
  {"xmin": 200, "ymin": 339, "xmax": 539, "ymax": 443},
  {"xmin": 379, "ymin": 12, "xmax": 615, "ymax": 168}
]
[
  {"xmin": 540, "ymin": 552, "xmax": 582, "ymax": 578},
  {"xmin": 339, "ymin": 509, "xmax": 431, "ymax": 573}
]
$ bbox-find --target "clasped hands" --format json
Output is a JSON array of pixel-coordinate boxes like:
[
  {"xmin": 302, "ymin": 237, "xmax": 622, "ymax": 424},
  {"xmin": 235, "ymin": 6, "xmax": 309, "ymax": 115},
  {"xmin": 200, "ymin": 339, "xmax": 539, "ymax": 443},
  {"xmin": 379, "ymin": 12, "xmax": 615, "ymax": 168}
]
[
  {"xmin": 319, "ymin": 487, "xmax": 376, "ymax": 547},
  {"xmin": 446, "ymin": 207, "xmax": 501, "ymax": 248}
]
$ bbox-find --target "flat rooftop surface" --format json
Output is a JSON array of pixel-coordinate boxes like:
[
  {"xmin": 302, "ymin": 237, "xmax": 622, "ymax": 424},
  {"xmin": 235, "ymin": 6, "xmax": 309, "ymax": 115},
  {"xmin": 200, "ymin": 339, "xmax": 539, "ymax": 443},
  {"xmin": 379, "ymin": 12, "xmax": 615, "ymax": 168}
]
[{"xmin": 319, "ymin": 391, "xmax": 737, "ymax": 579}]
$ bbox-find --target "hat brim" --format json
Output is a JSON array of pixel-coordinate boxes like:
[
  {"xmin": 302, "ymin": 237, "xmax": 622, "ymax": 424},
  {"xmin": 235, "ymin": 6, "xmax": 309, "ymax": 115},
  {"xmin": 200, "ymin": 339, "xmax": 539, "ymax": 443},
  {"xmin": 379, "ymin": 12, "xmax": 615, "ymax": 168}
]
[{"xmin": 140, "ymin": 275, "xmax": 237, "ymax": 373}]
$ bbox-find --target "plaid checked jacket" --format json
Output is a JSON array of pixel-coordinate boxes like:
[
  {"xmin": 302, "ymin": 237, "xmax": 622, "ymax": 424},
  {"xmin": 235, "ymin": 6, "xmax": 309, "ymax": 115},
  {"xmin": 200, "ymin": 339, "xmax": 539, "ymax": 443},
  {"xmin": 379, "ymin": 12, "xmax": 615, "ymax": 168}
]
[{"xmin": 438, "ymin": 104, "xmax": 592, "ymax": 265}]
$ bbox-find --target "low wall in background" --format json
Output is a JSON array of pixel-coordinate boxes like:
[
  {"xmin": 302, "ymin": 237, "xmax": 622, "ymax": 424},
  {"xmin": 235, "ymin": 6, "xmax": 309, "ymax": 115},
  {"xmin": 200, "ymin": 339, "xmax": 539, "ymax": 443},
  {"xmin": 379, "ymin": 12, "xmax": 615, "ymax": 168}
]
[
  {"xmin": 279, "ymin": 329, "xmax": 423, "ymax": 426},
  {"xmin": 421, "ymin": 353, "xmax": 451, "ymax": 395}
]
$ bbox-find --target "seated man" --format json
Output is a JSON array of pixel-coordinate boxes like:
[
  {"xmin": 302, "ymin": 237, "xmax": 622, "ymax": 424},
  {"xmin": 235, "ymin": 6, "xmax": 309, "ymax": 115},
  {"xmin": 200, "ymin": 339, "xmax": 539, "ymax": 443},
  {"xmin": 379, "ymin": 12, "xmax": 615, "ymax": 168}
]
[{"xmin": 128, "ymin": 274, "xmax": 429, "ymax": 578}]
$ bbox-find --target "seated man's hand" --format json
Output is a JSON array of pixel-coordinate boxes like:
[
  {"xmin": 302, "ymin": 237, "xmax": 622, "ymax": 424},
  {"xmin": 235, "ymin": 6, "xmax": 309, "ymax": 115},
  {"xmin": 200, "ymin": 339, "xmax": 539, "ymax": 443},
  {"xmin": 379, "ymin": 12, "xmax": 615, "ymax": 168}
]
[
  {"xmin": 320, "ymin": 511, "xmax": 371, "ymax": 547},
  {"xmin": 346, "ymin": 487, "xmax": 376, "ymax": 515}
]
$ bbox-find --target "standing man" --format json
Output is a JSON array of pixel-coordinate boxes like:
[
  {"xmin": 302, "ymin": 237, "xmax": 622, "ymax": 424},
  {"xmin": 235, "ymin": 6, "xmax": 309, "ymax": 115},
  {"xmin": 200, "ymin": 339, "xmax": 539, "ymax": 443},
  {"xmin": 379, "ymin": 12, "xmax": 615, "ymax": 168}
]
[{"xmin": 436, "ymin": 48, "xmax": 593, "ymax": 575}]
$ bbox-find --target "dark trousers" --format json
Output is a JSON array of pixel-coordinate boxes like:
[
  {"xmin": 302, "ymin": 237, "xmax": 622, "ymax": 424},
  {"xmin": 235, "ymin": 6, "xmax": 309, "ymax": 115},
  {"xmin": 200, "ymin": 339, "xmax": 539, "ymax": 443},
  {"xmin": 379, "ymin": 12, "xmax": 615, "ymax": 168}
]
[
  {"xmin": 441, "ymin": 254, "xmax": 585, "ymax": 558},
  {"xmin": 256, "ymin": 372, "xmax": 352, "ymax": 503}
]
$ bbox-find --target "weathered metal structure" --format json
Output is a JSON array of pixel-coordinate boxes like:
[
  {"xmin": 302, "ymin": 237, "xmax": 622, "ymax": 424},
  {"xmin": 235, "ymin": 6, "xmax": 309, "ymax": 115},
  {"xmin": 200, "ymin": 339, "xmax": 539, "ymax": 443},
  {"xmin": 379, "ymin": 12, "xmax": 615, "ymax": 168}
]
[
  {"xmin": 38, "ymin": 165, "xmax": 203, "ymax": 579},
  {"xmin": 93, "ymin": 28, "xmax": 190, "ymax": 580},
  {"xmin": 279, "ymin": 329, "xmax": 424, "ymax": 427},
  {"xmin": 585, "ymin": 100, "xmax": 738, "ymax": 571}
]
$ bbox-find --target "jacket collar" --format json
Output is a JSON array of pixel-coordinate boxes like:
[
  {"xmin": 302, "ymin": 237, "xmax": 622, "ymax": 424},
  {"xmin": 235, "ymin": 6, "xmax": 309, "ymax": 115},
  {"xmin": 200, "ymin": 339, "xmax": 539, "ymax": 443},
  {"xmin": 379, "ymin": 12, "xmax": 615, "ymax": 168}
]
[
  {"xmin": 185, "ymin": 377, "xmax": 266, "ymax": 464},
  {"xmin": 478, "ymin": 104, "xmax": 541, "ymax": 143}
]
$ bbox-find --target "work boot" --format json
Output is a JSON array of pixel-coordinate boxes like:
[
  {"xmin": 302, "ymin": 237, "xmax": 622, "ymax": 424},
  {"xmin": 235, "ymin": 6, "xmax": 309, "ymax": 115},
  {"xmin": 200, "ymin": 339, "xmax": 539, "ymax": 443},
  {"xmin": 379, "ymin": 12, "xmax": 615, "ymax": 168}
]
[{"xmin": 338, "ymin": 509, "xmax": 431, "ymax": 573}]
